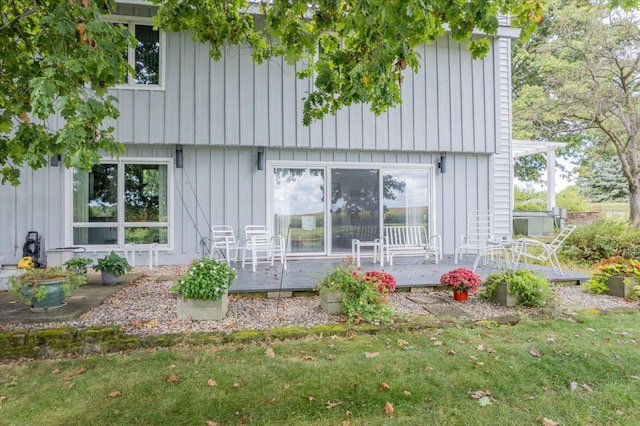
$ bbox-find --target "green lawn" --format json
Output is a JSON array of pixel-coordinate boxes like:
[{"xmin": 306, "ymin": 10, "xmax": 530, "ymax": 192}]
[
  {"xmin": 588, "ymin": 202, "xmax": 630, "ymax": 213},
  {"xmin": 2, "ymin": 313, "xmax": 640, "ymax": 425}
]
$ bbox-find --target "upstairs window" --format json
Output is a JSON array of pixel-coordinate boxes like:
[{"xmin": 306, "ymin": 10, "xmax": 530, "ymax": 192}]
[{"xmin": 115, "ymin": 19, "xmax": 162, "ymax": 87}]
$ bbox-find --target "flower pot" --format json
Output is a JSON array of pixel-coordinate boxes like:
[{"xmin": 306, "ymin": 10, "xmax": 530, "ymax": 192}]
[
  {"xmin": 606, "ymin": 276, "xmax": 638, "ymax": 298},
  {"xmin": 176, "ymin": 291, "xmax": 229, "ymax": 320},
  {"xmin": 320, "ymin": 290, "xmax": 345, "ymax": 315},
  {"xmin": 453, "ymin": 289, "xmax": 468, "ymax": 302},
  {"xmin": 101, "ymin": 271, "xmax": 120, "ymax": 286},
  {"xmin": 490, "ymin": 282, "xmax": 519, "ymax": 307},
  {"xmin": 20, "ymin": 278, "xmax": 67, "ymax": 313}
]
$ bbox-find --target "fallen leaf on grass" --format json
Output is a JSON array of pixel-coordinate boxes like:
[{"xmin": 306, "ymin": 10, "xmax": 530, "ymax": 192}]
[
  {"xmin": 302, "ymin": 355, "xmax": 315, "ymax": 361},
  {"xmin": 207, "ymin": 379, "xmax": 218, "ymax": 387},
  {"xmin": 342, "ymin": 421, "xmax": 350, "ymax": 426},
  {"xmin": 239, "ymin": 415, "xmax": 248, "ymax": 423},
  {"xmin": 616, "ymin": 408, "xmax": 624, "ymax": 415},
  {"xmin": 384, "ymin": 402, "xmax": 394, "ymax": 417},
  {"xmin": 206, "ymin": 421, "xmax": 218, "ymax": 426},
  {"xmin": 380, "ymin": 382, "xmax": 390, "ymax": 390},
  {"xmin": 67, "ymin": 383, "xmax": 75, "ymax": 390},
  {"xmin": 75, "ymin": 367, "xmax": 87, "ymax": 375},
  {"xmin": 478, "ymin": 396, "xmax": 492, "ymax": 406},
  {"xmin": 424, "ymin": 365, "xmax": 433, "ymax": 371},
  {"xmin": 486, "ymin": 347, "xmax": 496, "ymax": 353},
  {"xmin": 403, "ymin": 390, "xmax": 412, "ymax": 396},
  {"xmin": 582, "ymin": 383, "xmax": 593, "ymax": 392},
  {"xmin": 308, "ymin": 396, "xmax": 316, "ymax": 402},
  {"xmin": 167, "ymin": 364, "xmax": 176, "ymax": 369},
  {"xmin": 265, "ymin": 347, "xmax": 275, "ymax": 358},
  {"xmin": 232, "ymin": 382, "xmax": 242, "ymax": 388},
  {"xmin": 326, "ymin": 400, "xmax": 341, "ymax": 409},
  {"xmin": 541, "ymin": 417, "xmax": 558, "ymax": 426},
  {"xmin": 0, "ymin": 395, "xmax": 6, "ymax": 403},
  {"xmin": 433, "ymin": 341, "xmax": 443, "ymax": 346},
  {"xmin": 327, "ymin": 354, "xmax": 337, "ymax": 360},
  {"xmin": 469, "ymin": 390, "xmax": 491, "ymax": 399},
  {"xmin": 365, "ymin": 352, "xmax": 380, "ymax": 358},
  {"xmin": 166, "ymin": 375, "xmax": 180, "ymax": 383},
  {"xmin": 447, "ymin": 349, "xmax": 456, "ymax": 355},
  {"xmin": 108, "ymin": 391, "xmax": 121, "ymax": 398},
  {"xmin": 52, "ymin": 368, "xmax": 60, "ymax": 374},
  {"xmin": 397, "ymin": 339, "xmax": 409, "ymax": 346},
  {"xmin": 529, "ymin": 348, "xmax": 541, "ymax": 358}
]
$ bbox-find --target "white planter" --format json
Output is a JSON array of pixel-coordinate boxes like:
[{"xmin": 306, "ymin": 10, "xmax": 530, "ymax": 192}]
[{"xmin": 176, "ymin": 291, "xmax": 229, "ymax": 320}]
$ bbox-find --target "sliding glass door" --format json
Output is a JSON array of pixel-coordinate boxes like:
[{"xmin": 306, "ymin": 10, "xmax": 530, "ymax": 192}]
[{"xmin": 271, "ymin": 164, "xmax": 433, "ymax": 256}]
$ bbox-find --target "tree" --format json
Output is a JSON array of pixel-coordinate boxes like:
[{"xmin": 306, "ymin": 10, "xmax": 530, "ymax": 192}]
[
  {"xmin": 512, "ymin": 0, "xmax": 640, "ymax": 223},
  {"xmin": 0, "ymin": 0, "xmax": 132, "ymax": 185},
  {"xmin": 152, "ymin": 0, "xmax": 544, "ymax": 127}
]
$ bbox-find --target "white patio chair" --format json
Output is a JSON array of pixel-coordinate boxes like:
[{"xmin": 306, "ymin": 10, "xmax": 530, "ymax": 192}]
[
  {"xmin": 455, "ymin": 210, "xmax": 494, "ymax": 264},
  {"xmin": 241, "ymin": 225, "xmax": 287, "ymax": 272},
  {"xmin": 210, "ymin": 225, "xmax": 241, "ymax": 264},
  {"xmin": 511, "ymin": 224, "xmax": 576, "ymax": 276}
]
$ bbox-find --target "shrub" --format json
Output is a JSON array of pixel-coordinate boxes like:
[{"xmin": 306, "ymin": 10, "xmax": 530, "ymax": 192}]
[
  {"xmin": 316, "ymin": 258, "xmax": 396, "ymax": 324},
  {"xmin": 482, "ymin": 269, "xmax": 551, "ymax": 307},
  {"xmin": 561, "ymin": 217, "xmax": 640, "ymax": 265},
  {"xmin": 584, "ymin": 256, "xmax": 640, "ymax": 295}
]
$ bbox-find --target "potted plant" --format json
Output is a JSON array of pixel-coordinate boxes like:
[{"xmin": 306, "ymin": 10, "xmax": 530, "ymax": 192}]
[
  {"xmin": 8, "ymin": 267, "xmax": 87, "ymax": 312},
  {"xmin": 94, "ymin": 251, "xmax": 132, "ymax": 285},
  {"xmin": 172, "ymin": 257, "xmax": 237, "ymax": 320},
  {"xmin": 439, "ymin": 268, "xmax": 482, "ymax": 301},
  {"xmin": 316, "ymin": 258, "xmax": 396, "ymax": 323},
  {"xmin": 64, "ymin": 257, "xmax": 93, "ymax": 275},
  {"xmin": 482, "ymin": 269, "xmax": 551, "ymax": 307},
  {"xmin": 585, "ymin": 256, "xmax": 640, "ymax": 298}
]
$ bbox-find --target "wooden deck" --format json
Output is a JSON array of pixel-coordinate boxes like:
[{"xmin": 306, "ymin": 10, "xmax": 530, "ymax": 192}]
[{"xmin": 228, "ymin": 253, "xmax": 589, "ymax": 294}]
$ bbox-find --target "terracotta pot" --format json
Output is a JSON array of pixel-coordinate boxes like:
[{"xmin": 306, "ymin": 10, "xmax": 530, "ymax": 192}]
[{"xmin": 453, "ymin": 289, "xmax": 469, "ymax": 302}]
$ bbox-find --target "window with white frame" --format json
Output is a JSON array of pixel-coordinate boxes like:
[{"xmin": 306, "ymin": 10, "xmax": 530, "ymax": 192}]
[
  {"xmin": 114, "ymin": 19, "xmax": 162, "ymax": 86},
  {"xmin": 71, "ymin": 161, "xmax": 170, "ymax": 246}
]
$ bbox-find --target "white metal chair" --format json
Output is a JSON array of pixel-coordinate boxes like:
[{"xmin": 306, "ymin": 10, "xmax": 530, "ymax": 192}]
[
  {"xmin": 210, "ymin": 225, "xmax": 241, "ymax": 264},
  {"xmin": 511, "ymin": 224, "xmax": 576, "ymax": 276},
  {"xmin": 241, "ymin": 225, "xmax": 287, "ymax": 272},
  {"xmin": 455, "ymin": 210, "xmax": 494, "ymax": 264}
]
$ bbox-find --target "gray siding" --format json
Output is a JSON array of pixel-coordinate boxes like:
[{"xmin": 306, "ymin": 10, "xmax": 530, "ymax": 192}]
[
  {"xmin": 0, "ymin": 8, "xmax": 516, "ymax": 265},
  {"xmin": 108, "ymin": 33, "xmax": 498, "ymax": 154}
]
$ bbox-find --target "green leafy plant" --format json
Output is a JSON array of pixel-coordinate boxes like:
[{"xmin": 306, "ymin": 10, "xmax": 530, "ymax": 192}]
[
  {"xmin": 439, "ymin": 268, "xmax": 482, "ymax": 294},
  {"xmin": 171, "ymin": 257, "xmax": 236, "ymax": 301},
  {"xmin": 64, "ymin": 257, "xmax": 93, "ymax": 275},
  {"xmin": 482, "ymin": 269, "xmax": 551, "ymax": 307},
  {"xmin": 94, "ymin": 251, "xmax": 132, "ymax": 276},
  {"xmin": 8, "ymin": 267, "xmax": 87, "ymax": 305},
  {"xmin": 585, "ymin": 256, "xmax": 640, "ymax": 295},
  {"xmin": 316, "ymin": 258, "xmax": 396, "ymax": 323}
]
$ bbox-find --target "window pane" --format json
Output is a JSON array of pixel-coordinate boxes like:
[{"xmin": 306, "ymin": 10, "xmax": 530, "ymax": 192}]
[
  {"xmin": 125, "ymin": 227, "xmax": 168, "ymax": 244},
  {"xmin": 273, "ymin": 168, "xmax": 325, "ymax": 254},
  {"xmin": 383, "ymin": 170, "xmax": 430, "ymax": 230},
  {"xmin": 73, "ymin": 164, "xmax": 118, "ymax": 223},
  {"xmin": 331, "ymin": 169, "xmax": 380, "ymax": 251},
  {"xmin": 73, "ymin": 227, "xmax": 118, "ymax": 245},
  {"xmin": 125, "ymin": 164, "xmax": 168, "ymax": 222},
  {"xmin": 135, "ymin": 25, "xmax": 159, "ymax": 84}
]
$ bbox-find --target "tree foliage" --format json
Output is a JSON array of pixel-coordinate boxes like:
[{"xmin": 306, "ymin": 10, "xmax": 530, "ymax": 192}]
[
  {"xmin": 512, "ymin": 0, "xmax": 640, "ymax": 223},
  {"xmin": 152, "ymin": 0, "xmax": 544, "ymax": 126},
  {"xmin": 0, "ymin": 0, "xmax": 133, "ymax": 185}
]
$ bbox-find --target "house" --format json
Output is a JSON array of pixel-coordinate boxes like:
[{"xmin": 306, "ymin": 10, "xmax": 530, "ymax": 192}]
[{"xmin": 0, "ymin": 1, "xmax": 519, "ymax": 267}]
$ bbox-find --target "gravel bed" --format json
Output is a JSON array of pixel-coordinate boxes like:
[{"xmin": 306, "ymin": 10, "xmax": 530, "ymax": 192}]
[{"xmin": 1, "ymin": 266, "xmax": 638, "ymax": 336}]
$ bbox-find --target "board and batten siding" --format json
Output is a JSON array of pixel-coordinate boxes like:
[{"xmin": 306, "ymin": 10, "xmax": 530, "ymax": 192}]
[{"xmin": 107, "ymin": 31, "xmax": 499, "ymax": 155}]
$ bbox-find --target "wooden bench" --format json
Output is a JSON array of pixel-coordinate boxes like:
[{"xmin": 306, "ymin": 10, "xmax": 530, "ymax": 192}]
[{"xmin": 383, "ymin": 226, "xmax": 441, "ymax": 266}]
